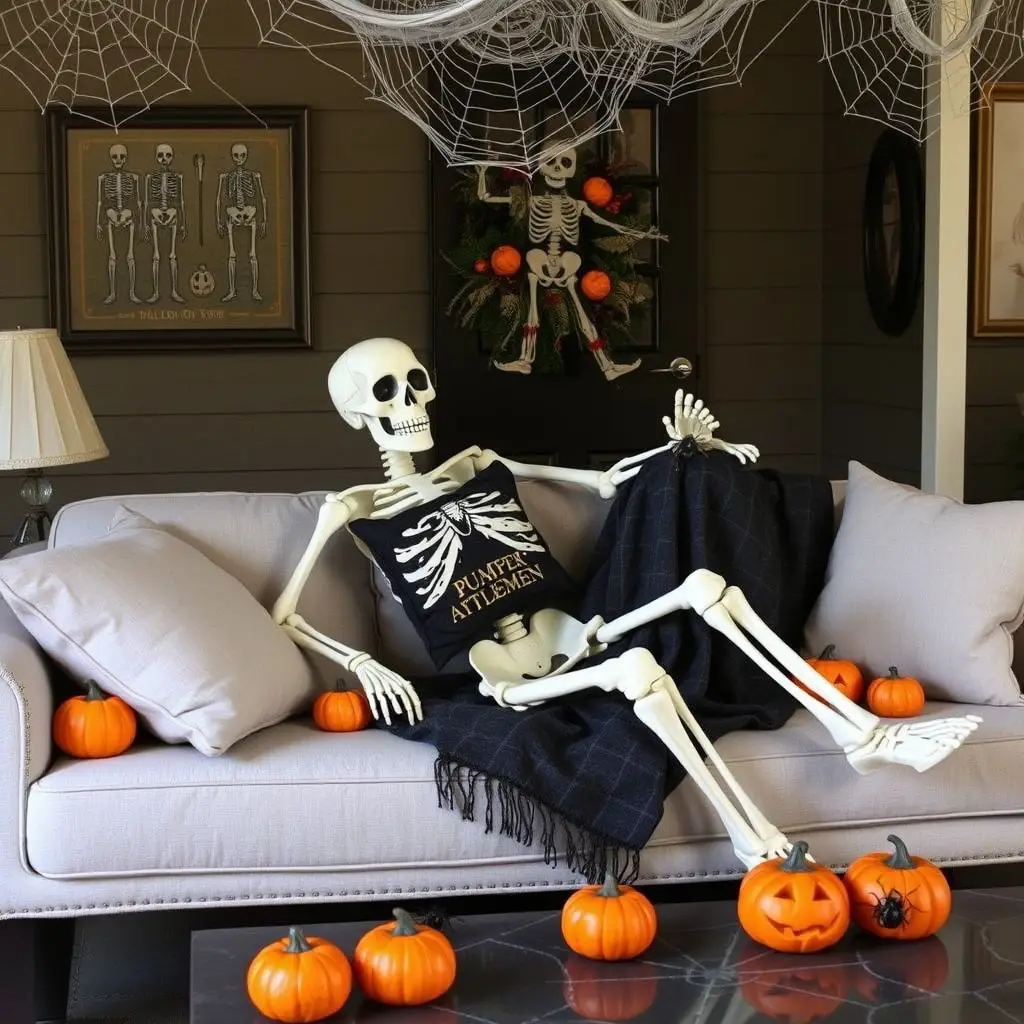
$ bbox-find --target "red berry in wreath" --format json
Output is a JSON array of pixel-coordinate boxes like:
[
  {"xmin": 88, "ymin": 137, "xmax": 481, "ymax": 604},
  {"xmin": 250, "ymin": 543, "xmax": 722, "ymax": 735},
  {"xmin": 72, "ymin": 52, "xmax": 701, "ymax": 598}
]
[
  {"xmin": 473, "ymin": 258, "xmax": 489, "ymax": 274},
  {"xmin": 490, "ymin": 245, "xmax": 522, "ymax": 277},
  {"xmin": 581, "ymin": 270, "xmax": 612, "ymax": 302}
]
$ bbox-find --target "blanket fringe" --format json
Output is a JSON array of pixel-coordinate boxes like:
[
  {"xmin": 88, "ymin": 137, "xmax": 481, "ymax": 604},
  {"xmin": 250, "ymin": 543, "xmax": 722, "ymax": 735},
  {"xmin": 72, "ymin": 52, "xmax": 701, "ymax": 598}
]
[{"xmin": 434, "ymin": 754, "xmax": 642, "ymax": 885}]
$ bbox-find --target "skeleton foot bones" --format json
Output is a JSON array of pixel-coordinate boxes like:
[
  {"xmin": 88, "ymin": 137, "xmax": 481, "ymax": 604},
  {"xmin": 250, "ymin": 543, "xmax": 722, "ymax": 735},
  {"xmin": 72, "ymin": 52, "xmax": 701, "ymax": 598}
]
[{"xmin": 272, "ymin": 337, "xmax": 982, "ymax": 870}]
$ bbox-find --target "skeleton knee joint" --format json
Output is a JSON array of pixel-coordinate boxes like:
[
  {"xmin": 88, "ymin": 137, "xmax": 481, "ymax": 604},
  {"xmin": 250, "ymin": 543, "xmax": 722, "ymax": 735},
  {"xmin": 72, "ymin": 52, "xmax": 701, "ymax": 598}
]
[
  {"xmin": 614, "ymin": 646, "xmax": 668, "ymax": 700},
  {"xmin": 681, "ymin": 568, "xmax": 729, "ymax": 616}
]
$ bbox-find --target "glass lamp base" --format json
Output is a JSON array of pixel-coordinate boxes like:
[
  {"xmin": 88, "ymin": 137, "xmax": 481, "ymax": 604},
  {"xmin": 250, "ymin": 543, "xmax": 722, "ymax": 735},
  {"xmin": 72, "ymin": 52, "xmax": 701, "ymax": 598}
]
[{"xmin": 10, "ymin": 471, "xmax": 53, "ymax": 549}]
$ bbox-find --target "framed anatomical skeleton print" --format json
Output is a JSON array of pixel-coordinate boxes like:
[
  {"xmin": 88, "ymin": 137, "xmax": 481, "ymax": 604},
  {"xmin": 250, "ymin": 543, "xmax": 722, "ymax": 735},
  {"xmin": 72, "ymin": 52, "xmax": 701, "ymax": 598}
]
[{"xmin": 45, "ymin": 106, "xmax": 311, "ymax": 352}]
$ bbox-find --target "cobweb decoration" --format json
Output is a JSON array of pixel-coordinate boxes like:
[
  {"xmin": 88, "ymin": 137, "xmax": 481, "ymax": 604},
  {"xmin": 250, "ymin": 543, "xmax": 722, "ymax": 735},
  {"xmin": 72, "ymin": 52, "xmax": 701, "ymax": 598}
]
[
  {"xmin": 0, "ymin": 0, "xmax": 213, "ymax": 127},
  {"xmin": 818, "ymin": 0, "xmax": 1024, "ymax": 140}
]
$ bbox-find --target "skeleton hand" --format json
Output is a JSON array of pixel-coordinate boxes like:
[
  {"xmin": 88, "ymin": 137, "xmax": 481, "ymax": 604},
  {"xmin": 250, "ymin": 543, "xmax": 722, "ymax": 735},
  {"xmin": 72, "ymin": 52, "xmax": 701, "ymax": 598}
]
[
  {"xmin": 216, "ymin": 221, "xmax": 226, "ymax": 239},
  {"xmin": 663, "ymin": 389, "xmax": 719, "ymax": 447},
  {"xmin": 708, "ymin": 437, "xmax": 760, "ymax": 464},
  {"xmin": 259, "ymin": 220, "xmax": 268, "ymax": 239},
  {"xmin": 349, "ymin": 653, "xmax": 422, "ymax": 725},
  {"xmin": 142, "ymin": 222, "xmax": 151, "ymax": 242},
  {"xmin": 95, "ymin": 223, "xmax": 103, "ymax": 241},
  {"xmin": 180, "ymin": 223, "xmax": 188, "ymax": 241}
]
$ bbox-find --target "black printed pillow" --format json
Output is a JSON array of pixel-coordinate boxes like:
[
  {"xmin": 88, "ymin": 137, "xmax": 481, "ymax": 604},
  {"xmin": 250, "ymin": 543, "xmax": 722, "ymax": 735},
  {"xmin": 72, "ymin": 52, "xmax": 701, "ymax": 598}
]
[{"xmin": 348, "ymin": 461, "xmax": 572, "ymax": 669}]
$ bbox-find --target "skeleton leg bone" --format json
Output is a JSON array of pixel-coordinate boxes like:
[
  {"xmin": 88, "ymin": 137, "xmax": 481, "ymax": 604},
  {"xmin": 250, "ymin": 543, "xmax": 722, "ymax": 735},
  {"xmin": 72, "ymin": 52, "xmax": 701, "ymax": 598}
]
[
  {"xmin": 490, "ymin": 647, "xmax": 794, "ymax": 868},
  {"xmin": 147, "ymin": 222, "xmax": 161, "ymax": 303},
  {"xmin": 168, "ymin": 225, "xmax": 184, "ymax": 303},
  {"xmin": 222, "ymin": 223, "xmax": 237, "ymax": 302},
  {"xmin": 126, "ymin": 222, "xmax": 139, "ymax": 302},
  {"xmin": 249, "ymin": 223, "xmax": 262, "ymax": 302},
  {"xmin": 495, "ymin": 269, "xmax": 540, "ymax": 375},
  {"xmin": 104, "ymin": 222, "xmax": 117, "ymax": 304},
  {"xmin": 565, "ymin": 273, "xmax": 640, "ymax": 381},
  {"xmin": 590, "ymin": 569, "xmax": 980, "ymax": 773}
]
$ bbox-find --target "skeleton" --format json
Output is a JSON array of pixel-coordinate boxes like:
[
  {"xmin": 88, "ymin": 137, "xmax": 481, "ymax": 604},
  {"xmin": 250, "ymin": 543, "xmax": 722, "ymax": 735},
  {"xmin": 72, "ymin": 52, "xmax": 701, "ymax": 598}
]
[
  {"xmin": 143, "ymin": 143, "xmax": 187, "ymax": 304},
  {"xmin": 95, "ymin": 144, "xmax": 142, "ymax": 305},
  {"xmin": 216, "ymin": 142, "xmax": 268, "ymax": 303},
  {"xmin": 477, "ymin": 145, "xmax": 665, "ymax": 381},
  {"xmin": 272, "ymin": 338, "xmax": 981, "ymax": 870}
]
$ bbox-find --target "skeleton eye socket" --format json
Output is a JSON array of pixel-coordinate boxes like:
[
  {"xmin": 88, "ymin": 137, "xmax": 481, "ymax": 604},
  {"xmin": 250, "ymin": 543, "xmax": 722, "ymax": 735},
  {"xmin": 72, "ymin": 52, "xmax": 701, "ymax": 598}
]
[
  {"xmin": 372, "ymin": 375, "xmax": 398, "ymax": 401},
  {"xmin": 408, "ymin": 368, "xmax": 429, "ymax": 391},
  {"xmin": 560, "ymin": 157, "xmax": 572, "ymax": 169}
]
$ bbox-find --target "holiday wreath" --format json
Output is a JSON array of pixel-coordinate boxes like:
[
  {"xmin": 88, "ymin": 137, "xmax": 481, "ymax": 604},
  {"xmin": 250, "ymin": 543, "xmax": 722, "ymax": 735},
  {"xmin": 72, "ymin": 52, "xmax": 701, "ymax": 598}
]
[{"xmin": 443, "ymin": 147, "xmax": 666, "ymax": 380}]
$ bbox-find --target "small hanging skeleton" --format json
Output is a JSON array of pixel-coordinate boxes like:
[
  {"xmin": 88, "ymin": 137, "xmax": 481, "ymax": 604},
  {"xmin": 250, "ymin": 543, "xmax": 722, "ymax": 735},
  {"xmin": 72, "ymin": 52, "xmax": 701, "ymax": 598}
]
[
  {"xmin": 216, "ymin": 142, "xmax": 268, "ymax": 303},
  {"xmin": 143, "ymin": 143, "xmax": 187, "ymax": 304},
  {"xmin": 271, "ymin": 337, "xmax": 981, "ymax": 873},
  {"xmin": 477, "ymin": 145, "xmax": 665, "ymax": 381},
  {"xmin": 95, "ymin": 144, "xmax": 142, "ymax": 305}
]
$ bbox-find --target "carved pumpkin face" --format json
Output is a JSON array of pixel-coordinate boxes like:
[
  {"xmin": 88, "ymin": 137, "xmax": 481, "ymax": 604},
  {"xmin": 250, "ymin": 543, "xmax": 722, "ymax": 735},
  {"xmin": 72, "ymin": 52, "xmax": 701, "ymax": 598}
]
[
  {"xmin": 738, "ymin": 842, "xmax": 850, "ymax": 954},
  {"xmin": 190, "ymin": 264, "xmax": 216, "ymax": 297}
]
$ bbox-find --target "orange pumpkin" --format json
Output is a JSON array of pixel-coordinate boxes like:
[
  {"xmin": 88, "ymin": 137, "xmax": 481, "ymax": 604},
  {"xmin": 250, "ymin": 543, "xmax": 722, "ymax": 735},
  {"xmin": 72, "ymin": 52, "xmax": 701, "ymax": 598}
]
[
  {"xmin": 580, "ymin": 270, "xmax": 613, "ymax": 302},
  {"xmin": 562, "ymin": 955, "xmax": 658, "ymax": 1020},
  {"xmin": 354, "ymin": 906, "xmax": 456, "ymax": 1005},
  {"xmin": 560, "ymin": 870, "xmax": 657, "ymax": 961},
  {"xmin": 796, "ymin": 645, "xmax": 865, "ymax": 703},
  {"xmin": 246, "ymin": 926, "xmax": 352, "ymax": 1023},
  {"xmin": 738, "ymin": 841, "xmax": 850, "ymax": 954},
  {"xmin": 866, "ymin": 667, "xmax": 925, "ymax": 718},
  {"xmin": 490, "ymin": 245, "xmax": 522, "ymax": 276},
  {"xmin": 52, "ymin": 680, "xmax": 136, "ymax": 759},
  {"xmin": 582, "ymin": 176, "xmax": 614, "ymax": 208},
  {"xmin": 843, "ymin": 834, "xmax": 951, "ymax": 940},
  {"xmin": 313, "ymin": 685, "xmax": 372, "ymax": 732}
]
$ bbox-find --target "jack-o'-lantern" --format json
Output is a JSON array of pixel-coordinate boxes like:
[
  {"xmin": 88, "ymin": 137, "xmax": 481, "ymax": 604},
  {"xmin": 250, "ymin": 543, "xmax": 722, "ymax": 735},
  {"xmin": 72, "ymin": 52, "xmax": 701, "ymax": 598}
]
[
  {"xmin": 582, "ymin": 176, "xmax": 614, "ymax": 208},
  {"xmin": 796, "ymin": 645, "xmax": 865, "ymax": 703},
  {"xmin": 738, "ymin": 842, "xmax": 850, "ymax": 953},
  {"xmin": 490, "ymin": 245, "xmax": 522, "ymax": 277},
  {"xmin": 562, "ymin": 955, "xmax": 658, "ymax": 1020},
  {"xmin": 580, "ymin": 270, "xmax": 613, "ymax": 302},
  {"xmin": 189, "ymin": 263, "xmax": 216, "ymax": 297}
]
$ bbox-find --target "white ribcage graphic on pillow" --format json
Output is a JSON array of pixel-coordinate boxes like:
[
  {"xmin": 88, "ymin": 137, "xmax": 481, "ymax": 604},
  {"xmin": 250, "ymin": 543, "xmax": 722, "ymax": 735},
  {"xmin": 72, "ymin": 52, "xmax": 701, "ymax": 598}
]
[{"xmin": 394, "ymin": 490, "xmax": 545, "ymax": 608}]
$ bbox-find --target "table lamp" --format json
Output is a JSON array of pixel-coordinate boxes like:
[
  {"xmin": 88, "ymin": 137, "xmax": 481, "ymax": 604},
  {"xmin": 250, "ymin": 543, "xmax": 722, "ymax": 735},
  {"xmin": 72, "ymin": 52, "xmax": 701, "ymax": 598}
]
[{"xmin": 0, "ymin": 328, "xmax": 108, "ymax": 547}]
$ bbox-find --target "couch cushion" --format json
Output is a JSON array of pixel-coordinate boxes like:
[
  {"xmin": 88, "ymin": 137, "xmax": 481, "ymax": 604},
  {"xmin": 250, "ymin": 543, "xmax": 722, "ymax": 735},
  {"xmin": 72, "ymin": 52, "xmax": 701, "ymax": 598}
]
[
  {"xmin": 48, "ymin": 491, "xmax": 377, "ymax": 684},
  {"xmin": 25, "ymin": 701, "xmax": 1016, "ymax": 878}
]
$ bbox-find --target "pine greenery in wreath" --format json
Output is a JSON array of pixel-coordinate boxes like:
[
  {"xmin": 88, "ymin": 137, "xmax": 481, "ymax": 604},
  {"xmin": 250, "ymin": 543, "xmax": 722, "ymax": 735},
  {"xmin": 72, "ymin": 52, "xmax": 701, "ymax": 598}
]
[{"xmin": 443, "ymin": 151, "xmax": 659, "ymax": 375}]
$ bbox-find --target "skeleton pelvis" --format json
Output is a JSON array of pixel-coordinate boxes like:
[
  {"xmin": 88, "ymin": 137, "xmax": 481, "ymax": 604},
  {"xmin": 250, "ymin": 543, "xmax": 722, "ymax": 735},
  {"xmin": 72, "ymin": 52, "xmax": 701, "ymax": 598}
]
[
  {"xmin": 151, "ymin": 209, "xmax": 178, "ymax": 227},
  {"xmin": 227, "ymin": 205, "xmax": 257, "ymax": 226},
  {"xmin": 526, "ymin": 248, "xmax": 581, "ymax": 287},
  {"xmin": 105, "ymin": 209, "xmax": 133, "ymax": 227},
  {"xmin": 469, "ymin": 607, "xmax": 597, "ymax": 686}
]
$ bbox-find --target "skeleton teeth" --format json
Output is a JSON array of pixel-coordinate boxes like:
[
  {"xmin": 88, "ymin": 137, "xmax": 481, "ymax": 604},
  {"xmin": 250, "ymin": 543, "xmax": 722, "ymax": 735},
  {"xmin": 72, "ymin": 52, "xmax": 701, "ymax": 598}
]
[{"xmin": 381, "ymin": 415, "xmax": 430, "ymax": 437}]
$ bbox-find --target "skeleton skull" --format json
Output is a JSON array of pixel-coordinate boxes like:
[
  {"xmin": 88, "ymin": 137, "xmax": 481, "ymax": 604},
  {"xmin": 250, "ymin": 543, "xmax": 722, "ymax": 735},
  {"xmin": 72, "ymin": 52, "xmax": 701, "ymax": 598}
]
[
  {"xmin": 156, "ymin": 143, "xmax": 174, "ymax": 167},
  {"xmin": 539, "ymin": 145, "xmax": 577, "ymax": 189},
  {"xmin": 328, "ymin": 337, "xmax": 436, "ymax": 453},
  {"xmin": 231, "ymin": 143, "xmax": 248, "ymax": 166},
  {"xmin": 109, "ymin": 144, "xmax": 127, "ymax": 169}
]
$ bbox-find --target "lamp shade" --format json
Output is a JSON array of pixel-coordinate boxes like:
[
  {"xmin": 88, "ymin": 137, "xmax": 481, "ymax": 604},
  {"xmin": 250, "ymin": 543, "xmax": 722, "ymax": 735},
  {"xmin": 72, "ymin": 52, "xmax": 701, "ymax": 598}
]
[{"xmin": 0, "ymin": 328, "xmax": 108, "ymax": 470}]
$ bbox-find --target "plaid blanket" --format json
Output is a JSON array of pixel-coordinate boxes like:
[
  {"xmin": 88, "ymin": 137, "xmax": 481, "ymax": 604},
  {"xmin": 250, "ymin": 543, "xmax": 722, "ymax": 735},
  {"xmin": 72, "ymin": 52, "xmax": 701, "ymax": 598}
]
[{"xmin": 380, "ymin": 448, "xmax": 835, "ymax": 882}]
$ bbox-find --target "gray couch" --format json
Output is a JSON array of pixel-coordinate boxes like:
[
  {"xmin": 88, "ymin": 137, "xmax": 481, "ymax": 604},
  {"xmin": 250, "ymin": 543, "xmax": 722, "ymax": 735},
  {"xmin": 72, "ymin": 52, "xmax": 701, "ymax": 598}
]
[{"xmin": 0, "ymin": 478, "xmax": 1021, "ymax": 1016}]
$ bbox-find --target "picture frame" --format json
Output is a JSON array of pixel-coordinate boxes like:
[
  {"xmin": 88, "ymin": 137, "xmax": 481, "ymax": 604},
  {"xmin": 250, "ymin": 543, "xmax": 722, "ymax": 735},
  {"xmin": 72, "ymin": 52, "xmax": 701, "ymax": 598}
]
[
  {"xmin": 974, "ymin": 82, "xmax": 1024, "ymax": 337},
  {"xmin": 862, "ymin": 128, "xmax": 924, "ymax": 337},
  {"xmin": 45, "ymin": 106, "xmax": 311, "ymax": 352}
]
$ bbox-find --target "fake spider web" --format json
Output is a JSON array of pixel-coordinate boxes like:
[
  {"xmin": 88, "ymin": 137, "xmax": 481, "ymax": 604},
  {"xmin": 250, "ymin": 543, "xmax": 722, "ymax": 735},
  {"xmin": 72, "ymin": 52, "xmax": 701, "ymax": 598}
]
[
  {"xmin": 0, "ymin": 0, "xmax": 213, "ymax": 127},
  {"xmin": 818, "ymin": 0, "xmax": 1024, "ymax": 141}
]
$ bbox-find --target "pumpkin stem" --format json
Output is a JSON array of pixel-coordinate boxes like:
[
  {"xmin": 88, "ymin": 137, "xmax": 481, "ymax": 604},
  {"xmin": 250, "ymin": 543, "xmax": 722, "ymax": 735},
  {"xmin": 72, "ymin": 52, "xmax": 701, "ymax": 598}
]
[
  {"xmin": 391, "ymin": 907, "xmax": 420, "ymax": 936},
  {"xmin": 888, "ymin": 667, "xmax": 900, "ymax": 678},
  {"xmin": 84, "ymin": 680, "xmax": 106, "ymax": 702},
  {"xmin": 284, "ymin": 927, "xmax": 313, "ymax": 954},
  {"xmin": 598, "ymin": 870, "xmax": 621, "ymax": 898},
  {"xmin": 819, "ymin": 645, "xmax": 836, "ymax": 659},
  {"xmin": 780, "ymin": 841, "xmax": 815, "ymax": 873},
  {"xmin": 884, "ymin": 834, "xmax": 916, "ymax": 870}
]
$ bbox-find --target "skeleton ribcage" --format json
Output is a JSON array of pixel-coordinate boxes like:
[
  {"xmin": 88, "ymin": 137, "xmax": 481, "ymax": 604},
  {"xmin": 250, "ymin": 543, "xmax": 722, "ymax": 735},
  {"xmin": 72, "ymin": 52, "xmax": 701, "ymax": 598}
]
[
  {"xmin": 528, "ymin": 195, "xmax": 581, "ymax": 246},
  {"xmin": 102, "ymin": 172, "xmax": 137, "ymax": 209},
  {"xmin": 148, "ymin": 172, "xmax": 181, "ymax": 209},
  {"xmin": 228, "ymin": 170, "xmax": 258, "ymax": 207}
]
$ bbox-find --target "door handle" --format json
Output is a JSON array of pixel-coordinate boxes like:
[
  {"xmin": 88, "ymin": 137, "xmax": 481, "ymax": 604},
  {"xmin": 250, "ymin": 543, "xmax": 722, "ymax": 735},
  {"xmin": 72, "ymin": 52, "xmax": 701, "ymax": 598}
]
[{"xmin": 649, "ymin": 356, "xmax": 693, "ymax": 379}]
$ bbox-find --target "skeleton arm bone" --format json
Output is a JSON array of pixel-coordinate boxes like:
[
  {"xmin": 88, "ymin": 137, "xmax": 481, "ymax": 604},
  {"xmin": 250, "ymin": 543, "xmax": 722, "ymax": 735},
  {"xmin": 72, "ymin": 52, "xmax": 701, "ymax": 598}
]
[
  {"xmin": 178, "ymin": 174, "xmax": 188, "ymax": 239},
  {"xmin": 477, "ymin": 166, "xmax": 511, "ymax": 204},
  {"xmin": 256, "ymin": 171, "xmax": 268, "ymax": 237},
  {"xmin": 271, "ymin": 495, "xmax": 422, "ymax": 724},
  {"xmin": 95, "ymin": 176, "xmax": 103, "ymax": 239},
  {"xmin": 580, "ymin": 202, "xmax": 667, "ymax": 241},
  {"xmin": 142, "ymin": 174, "xmax": 151, "ymax": 240},
  {"xmin": 471, "ymin": 449, "xmax": 618, "ymax": 499},
  {"xmin": 215, "ymin": 172, "xmax": 226, "ymax": 236}
]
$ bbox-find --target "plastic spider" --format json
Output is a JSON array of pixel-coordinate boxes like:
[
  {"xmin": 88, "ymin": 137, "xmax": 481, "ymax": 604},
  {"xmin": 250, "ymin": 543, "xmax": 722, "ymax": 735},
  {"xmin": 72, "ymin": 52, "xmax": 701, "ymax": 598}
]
[{"xmin": 865, "ymin": 887, "xmax": 920, "ymax": 930}]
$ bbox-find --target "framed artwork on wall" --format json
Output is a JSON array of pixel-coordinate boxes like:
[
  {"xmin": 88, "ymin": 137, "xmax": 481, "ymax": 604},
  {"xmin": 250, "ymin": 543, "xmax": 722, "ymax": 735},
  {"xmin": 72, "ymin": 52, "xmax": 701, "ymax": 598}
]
[
  {"xmin": 862, "ymin": 129, "xmax": 924, "ymax": 337},
  {"xmin": 974, "ymin": 82, "xmax": 1024, "ymax": 337},
  {"xmin": 45, "ymin": 106, "xmax": 311, "ymax": 352}
]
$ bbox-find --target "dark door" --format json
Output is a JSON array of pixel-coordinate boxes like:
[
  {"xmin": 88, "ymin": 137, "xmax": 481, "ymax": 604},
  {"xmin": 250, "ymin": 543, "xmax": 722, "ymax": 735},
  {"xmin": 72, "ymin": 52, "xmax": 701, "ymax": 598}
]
[{"xmin": 428, "ymin": 96, "xmax": 704, "ymax": 472}]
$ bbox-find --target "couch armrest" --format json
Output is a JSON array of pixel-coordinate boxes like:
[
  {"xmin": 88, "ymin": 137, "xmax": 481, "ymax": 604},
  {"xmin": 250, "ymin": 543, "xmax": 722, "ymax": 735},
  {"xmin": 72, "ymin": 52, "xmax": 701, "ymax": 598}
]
[{"xmin": 0, "ymin": 599, "xmax": 53, "ymax": 787}]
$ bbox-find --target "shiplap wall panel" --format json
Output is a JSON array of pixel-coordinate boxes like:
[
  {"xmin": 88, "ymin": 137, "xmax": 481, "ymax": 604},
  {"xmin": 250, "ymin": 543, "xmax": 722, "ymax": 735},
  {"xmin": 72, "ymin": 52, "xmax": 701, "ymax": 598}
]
[{"xmin": 703, "ymin": 0, "xmax": 823, "ymax": 467}]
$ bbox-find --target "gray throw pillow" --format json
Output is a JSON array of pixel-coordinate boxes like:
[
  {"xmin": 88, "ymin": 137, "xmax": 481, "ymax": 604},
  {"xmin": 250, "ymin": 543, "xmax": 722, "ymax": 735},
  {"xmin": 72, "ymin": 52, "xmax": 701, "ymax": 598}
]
[{"xmin": 804, "ymin": 461, "xmax": 1024, "ymax": 706}]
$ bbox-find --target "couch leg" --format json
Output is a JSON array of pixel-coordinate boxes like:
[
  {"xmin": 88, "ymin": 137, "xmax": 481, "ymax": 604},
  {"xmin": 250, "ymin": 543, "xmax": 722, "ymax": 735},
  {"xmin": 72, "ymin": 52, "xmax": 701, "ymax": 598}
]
[{"xmin": 0, "ymin": 917, "xmax": 75, "ymax": 1024}]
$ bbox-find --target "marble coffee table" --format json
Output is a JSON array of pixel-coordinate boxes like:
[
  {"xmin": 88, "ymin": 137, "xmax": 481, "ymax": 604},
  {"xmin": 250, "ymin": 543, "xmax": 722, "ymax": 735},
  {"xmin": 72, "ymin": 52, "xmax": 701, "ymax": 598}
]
[{"xmin": 190, "ymin": 887, "xmax": 1024, "ymax": 1022}]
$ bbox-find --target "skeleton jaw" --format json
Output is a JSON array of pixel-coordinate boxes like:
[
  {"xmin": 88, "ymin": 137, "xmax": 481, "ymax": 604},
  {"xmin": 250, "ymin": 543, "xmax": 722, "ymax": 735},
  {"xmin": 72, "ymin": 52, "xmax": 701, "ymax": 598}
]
[{"xmin": 364, "ymin": 411, "xmax": 434, "ymax": 452}]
